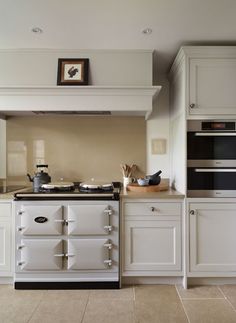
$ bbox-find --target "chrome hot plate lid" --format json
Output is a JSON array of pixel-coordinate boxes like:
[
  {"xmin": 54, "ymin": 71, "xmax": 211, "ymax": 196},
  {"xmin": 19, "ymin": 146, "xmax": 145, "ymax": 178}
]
[{"xmin": 14, "ymin": 181, "xmax": 121, "ymax": 200}]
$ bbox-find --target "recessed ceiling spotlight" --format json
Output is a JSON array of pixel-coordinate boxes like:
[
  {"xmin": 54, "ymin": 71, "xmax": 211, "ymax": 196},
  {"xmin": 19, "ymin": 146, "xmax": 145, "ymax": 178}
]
[
  {"xmin": 31, "ymin": 27, "xmax": 43, "ymax": 34},
  {"xmin": 142, "ymin": 28, "xmax": 152, "ymax": 35}
]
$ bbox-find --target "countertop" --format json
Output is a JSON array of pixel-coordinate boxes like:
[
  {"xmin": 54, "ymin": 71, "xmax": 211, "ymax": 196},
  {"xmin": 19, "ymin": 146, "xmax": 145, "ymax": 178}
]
[{"xmin": 121, "ymin": 187, "xmax": 185, "ymax": 199}]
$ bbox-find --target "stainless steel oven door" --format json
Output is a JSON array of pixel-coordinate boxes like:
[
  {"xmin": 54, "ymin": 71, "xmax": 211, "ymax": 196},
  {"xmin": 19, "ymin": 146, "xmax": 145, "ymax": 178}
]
[
  {"xmin": 187, "ymin": 167, "xmax": 236, "ymax": 197},
  {"xmin": 187, "ymin": 132, "xmax": 236, "ymax": 161}
]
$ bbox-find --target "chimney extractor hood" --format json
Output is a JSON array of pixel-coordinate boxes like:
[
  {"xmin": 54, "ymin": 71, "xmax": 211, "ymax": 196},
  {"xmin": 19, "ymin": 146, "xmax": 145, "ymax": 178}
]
[{"xmin": 0, "ymin": 85, "xmax": 161, "ymax": 119}]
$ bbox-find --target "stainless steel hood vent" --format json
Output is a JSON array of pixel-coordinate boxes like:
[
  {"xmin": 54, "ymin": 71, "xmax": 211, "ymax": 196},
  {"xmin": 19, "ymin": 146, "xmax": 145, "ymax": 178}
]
[{"xmin": 33, "ymin": 111, "xmax": 112, "ymax": 116}]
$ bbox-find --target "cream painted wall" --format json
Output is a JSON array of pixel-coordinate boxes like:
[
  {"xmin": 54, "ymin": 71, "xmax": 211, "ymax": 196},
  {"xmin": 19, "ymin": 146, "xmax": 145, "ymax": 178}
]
[
  {"xmin": 147, "ymin": 75, "xmax": 170, "ymax": 177},
  {"xmin": 6, "ymin": 116, "xmax": 146, "ymax": 183}
]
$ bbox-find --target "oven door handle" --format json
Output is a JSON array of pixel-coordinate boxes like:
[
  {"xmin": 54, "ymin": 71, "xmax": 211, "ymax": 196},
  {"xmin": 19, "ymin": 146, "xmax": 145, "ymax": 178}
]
[
  {"xmin": 195, "ymin": 132, "xmax": 236, "ymax": 136},
  {"xmin": 194, "ymin": 168, "xmax": 236, "ymax": 172}
]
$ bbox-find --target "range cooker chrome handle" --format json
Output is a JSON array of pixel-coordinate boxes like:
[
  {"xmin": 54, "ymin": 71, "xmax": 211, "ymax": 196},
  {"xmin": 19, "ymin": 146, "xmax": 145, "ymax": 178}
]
[
  {"xmin": 195, "ymin": 132, "xmax": 236, "ymax": 136},
  {"xmin": 104, "ymin": 243, "xmax": 113, "ymax": 250},
  {"xmin": 104, "ymin": 209, "xmax": 113, "ymax": 216},
  {"xmin": 17, "ymin": 244, "xmax": 25, "ymax": 250},
  {"xmin": 65, "ymin": 253, "xmax": 75, "ymax": 257},
  {"xmin": 17, "ymin": 261, "xmax": 25, "ymax": 266},
  {"xmin": 194, "ymin": 168, "xmax": 236, "ymax": 172},
  {"xmin": 104, "ymin": 225, "xmax": 113, "ymax": 232},
  {"xmin": 104, "ymin": 259, "xmax": 112, "ymax": 267},
  {"xmin": 54, "ymin": 254, "xmax": 65, "ymax": 257},
  {"xmin": 17, "ymin": 226, "xmax": 25, "ymax": 232},
  {"xmin": 17, "ymin": 210, "xmax": 25, "ymax": 215}
]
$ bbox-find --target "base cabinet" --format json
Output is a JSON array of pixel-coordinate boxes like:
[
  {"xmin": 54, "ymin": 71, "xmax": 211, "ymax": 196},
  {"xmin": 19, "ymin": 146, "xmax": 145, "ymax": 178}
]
[
  {"xmin": 189, "ymin": 202, "xmax": 236, "ymax": 273},
  {"xmin": 0, "ymin": 202, "xmax": 12, "ymax": 275},
  {"xmin": 123, "ymin": 200, "xmax": 182, "ymax": 276}
]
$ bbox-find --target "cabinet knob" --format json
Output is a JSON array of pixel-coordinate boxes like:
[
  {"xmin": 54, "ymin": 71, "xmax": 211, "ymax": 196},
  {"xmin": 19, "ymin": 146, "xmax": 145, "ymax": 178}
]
[
  {"xmin": 150, "ymin": 207, "xmax": 155, "ymax": 212},
  {"xmin": 189, "ymin": 103, "xmax": 195, "ymax": 109},
  {"xmin": 189, "ymin": 209, "xmax": 196, "ymax": 215}
]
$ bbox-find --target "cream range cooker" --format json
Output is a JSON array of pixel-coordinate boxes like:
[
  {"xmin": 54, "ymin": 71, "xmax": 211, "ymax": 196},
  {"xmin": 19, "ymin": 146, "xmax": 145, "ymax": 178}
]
[{"xmin": 14, "ymin": 182, "xmax": 120, "ymax": 289}]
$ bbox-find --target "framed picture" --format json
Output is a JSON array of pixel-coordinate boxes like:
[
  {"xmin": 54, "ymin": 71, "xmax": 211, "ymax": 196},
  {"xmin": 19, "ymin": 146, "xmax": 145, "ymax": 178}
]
[{"xmin": 57, "ymin": 58, "xmax": 89, "ymax": 85}]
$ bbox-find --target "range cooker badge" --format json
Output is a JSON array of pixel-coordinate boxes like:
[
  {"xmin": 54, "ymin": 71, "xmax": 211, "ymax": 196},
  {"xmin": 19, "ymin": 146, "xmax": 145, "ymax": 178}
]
[{"xmin": 34, "ymin": 216, "xmax": 48, "ymax": 223}]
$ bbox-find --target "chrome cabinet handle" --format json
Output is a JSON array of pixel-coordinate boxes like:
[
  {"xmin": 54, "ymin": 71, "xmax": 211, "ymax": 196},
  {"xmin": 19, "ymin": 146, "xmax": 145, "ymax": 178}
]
[
  {"xmin": 54, "ymin": 254, "xmax": 65, "ymax": 257},
  {"xmin": 54, "ymin": 219, "xmax": 65, "ymax": 223},
  {"xmin": 189, "ymin": 103, "xmax": 195, "ymax": 109}
]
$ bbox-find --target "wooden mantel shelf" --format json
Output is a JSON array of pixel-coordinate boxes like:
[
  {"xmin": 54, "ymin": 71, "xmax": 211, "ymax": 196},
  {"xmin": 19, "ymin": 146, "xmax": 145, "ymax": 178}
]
[{"xmin": 0, "ymin": 85, "xmax": 161, "ymax": 119}]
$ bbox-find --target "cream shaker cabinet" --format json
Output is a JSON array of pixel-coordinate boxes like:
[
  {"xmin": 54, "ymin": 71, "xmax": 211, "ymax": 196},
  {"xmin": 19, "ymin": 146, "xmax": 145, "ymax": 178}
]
[
  {"xmin": 169, "ymin": 46, "xmax": 236, "ymax": 119},
  {"xmin": 189, "ymin": 58, "xmax": 236, "ymax": 116},
  {"xmin": 123, "ymin": 200, "xmax": 182, "ymax": 276},
  {"xmin": 0, "ymin": 119, "xmax": 6, "ymax": 179},
  {"xmin": 0, "ymin": 202, "xmax": 12, "ymax": 275},
  {"xmin": 188, "ymin": 202, "xmax": 236, "ymax": 274}
]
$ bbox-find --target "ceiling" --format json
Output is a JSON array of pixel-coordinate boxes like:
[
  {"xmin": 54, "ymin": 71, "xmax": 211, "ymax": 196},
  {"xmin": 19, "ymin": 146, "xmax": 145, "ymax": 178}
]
[{"xmin": 1, "ymin": 0, "xmax": 236, "ymax": 76}]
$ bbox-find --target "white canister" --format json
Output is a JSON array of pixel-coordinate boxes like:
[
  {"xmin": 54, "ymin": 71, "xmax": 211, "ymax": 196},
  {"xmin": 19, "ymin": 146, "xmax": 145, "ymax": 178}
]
[{"xmin": 123, "ymin": 177, "xmax": 135, "ymax": 188}]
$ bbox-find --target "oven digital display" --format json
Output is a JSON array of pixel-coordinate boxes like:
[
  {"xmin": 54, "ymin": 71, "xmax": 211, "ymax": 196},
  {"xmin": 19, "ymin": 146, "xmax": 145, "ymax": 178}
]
[{"xmin": 202, "ymin": 122, "xmax": 235, "ymax": 131}]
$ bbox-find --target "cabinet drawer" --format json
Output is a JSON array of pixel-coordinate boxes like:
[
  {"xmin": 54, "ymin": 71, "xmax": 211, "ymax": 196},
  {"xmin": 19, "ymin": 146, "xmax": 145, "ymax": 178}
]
[
  {"xmin": 124, "ymin": 202, "xmax": 181, "ymax": 216},
  {"xmin": 0, "ymin": 203, "xmax": 11, "ymax": 218}
]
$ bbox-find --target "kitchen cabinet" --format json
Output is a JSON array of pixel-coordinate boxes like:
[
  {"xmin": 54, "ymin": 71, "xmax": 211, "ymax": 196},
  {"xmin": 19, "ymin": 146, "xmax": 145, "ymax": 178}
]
[
  {"xmin": 169, "ymin": 46, "xmax": 236, "ymax": 120},
  {"xmin": 123, "ymin": 200, "xmax": 182, "ymax": 276},
  {"xmin": 188, "ymin": 201, "xmax": 236, "ymax": 273},
  {"xmin": 189, "ymin": 58, "xmax": 236, "ymax": 116},
  {"xmin": 0, "ymin": 119, "xmax": 6, "ymax": 179},
  {"xmin": 0, "ymin": 201, "xmax": 12, "ymax": 275}
]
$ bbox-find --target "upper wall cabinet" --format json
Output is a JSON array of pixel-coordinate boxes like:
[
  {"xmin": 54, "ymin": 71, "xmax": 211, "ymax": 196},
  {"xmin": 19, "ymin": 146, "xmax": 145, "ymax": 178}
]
[
  {"xmin": 169, "ymin": 46, "xmax": 236, "ymax": 119},
  {"xmin": 189, "ymin": 58, "xmax": 236, "ymax": 116}
]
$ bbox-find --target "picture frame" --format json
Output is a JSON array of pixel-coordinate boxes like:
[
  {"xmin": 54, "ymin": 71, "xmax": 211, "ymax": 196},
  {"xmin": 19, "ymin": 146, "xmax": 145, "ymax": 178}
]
[{"xmin": 57, "ymin": 58, "xmax": 89, "ymax": 85}]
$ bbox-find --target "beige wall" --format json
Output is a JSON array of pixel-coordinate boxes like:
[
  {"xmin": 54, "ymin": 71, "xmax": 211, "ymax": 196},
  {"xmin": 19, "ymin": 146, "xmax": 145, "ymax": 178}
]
[{"xmin": 6, "ymin": 116, "xmax": 146, "ymax": 184}]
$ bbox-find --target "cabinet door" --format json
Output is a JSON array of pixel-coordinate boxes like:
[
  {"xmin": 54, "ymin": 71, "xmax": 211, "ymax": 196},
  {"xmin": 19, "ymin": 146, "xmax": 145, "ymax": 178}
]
[
  {"xmin": 189, "ymin": 58, "xmax": 236, "ymax": 115},
  {"xmin": 0, "ymin": 220, "xmax": 11, "ymax": 272},
  {"xmin": 189, "ymin": 203, "xmax": 236, "ymax": 272},
  {"xmin": 124, "ymin": 220, "xmax": 181, "ymax": 271}
]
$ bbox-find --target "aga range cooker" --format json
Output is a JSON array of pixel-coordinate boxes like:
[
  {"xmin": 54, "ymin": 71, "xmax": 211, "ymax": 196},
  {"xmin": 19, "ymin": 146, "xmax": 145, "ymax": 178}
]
[{"xmin": 14, "ymin": 182, "xmax": 121, "ymax": 289}]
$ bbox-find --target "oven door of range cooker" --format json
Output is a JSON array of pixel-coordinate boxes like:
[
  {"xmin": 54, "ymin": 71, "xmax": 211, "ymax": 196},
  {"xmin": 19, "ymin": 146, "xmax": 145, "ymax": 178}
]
[
  {"xmin": 19, "ymin": 239, "xmax": 63, "ymax": 270},
  {"xmin": 67, "ymin": 205, "xmax": 112, "ymax": 235},
  {"xmin": 19, "ymin": 205, "xmax": 63, "ymax": 235},
  {"xmin": 67, "ymin": 239, "xmax": 112, "ymax": 270}
]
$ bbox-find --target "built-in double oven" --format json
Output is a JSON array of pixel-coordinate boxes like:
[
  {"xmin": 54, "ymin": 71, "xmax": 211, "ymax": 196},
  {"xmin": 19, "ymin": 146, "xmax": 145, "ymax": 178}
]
[{"xmin": 187, "ymin": 120, "xmax": 236, "ymax": 197}]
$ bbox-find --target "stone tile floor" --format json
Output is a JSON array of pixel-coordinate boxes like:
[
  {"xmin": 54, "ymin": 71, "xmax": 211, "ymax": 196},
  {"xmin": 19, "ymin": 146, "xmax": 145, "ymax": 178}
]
[{"xmin": 1, "ymin": 284, "xmax": 236, "ymax": 323}]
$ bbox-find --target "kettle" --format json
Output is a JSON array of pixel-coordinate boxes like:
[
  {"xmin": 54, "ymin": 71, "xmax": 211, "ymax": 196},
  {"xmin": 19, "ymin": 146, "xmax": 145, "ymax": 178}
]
[{"xmin": 27, "ymin": 165, "xmax": 51, "ymax": 191}]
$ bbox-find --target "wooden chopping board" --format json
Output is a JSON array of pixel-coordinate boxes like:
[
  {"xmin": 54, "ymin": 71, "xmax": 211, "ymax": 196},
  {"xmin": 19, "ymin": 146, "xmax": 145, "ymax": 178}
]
[{"xmin": 127, "ymin": 181, "xmax": 169, "ymax": 192}]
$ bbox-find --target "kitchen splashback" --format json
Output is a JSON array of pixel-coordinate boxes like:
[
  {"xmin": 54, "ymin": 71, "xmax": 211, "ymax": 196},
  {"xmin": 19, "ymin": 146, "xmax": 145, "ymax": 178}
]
[{"xmin": 6, "ymin": 116, "xmax": 146, "ymax": 183}]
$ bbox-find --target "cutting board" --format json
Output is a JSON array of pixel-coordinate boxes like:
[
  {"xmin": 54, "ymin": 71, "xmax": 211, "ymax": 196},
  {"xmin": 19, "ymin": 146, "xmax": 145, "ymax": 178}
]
[{"xmin": 127, "ymin": 181, "xmax": 169, "ymax": 192}]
